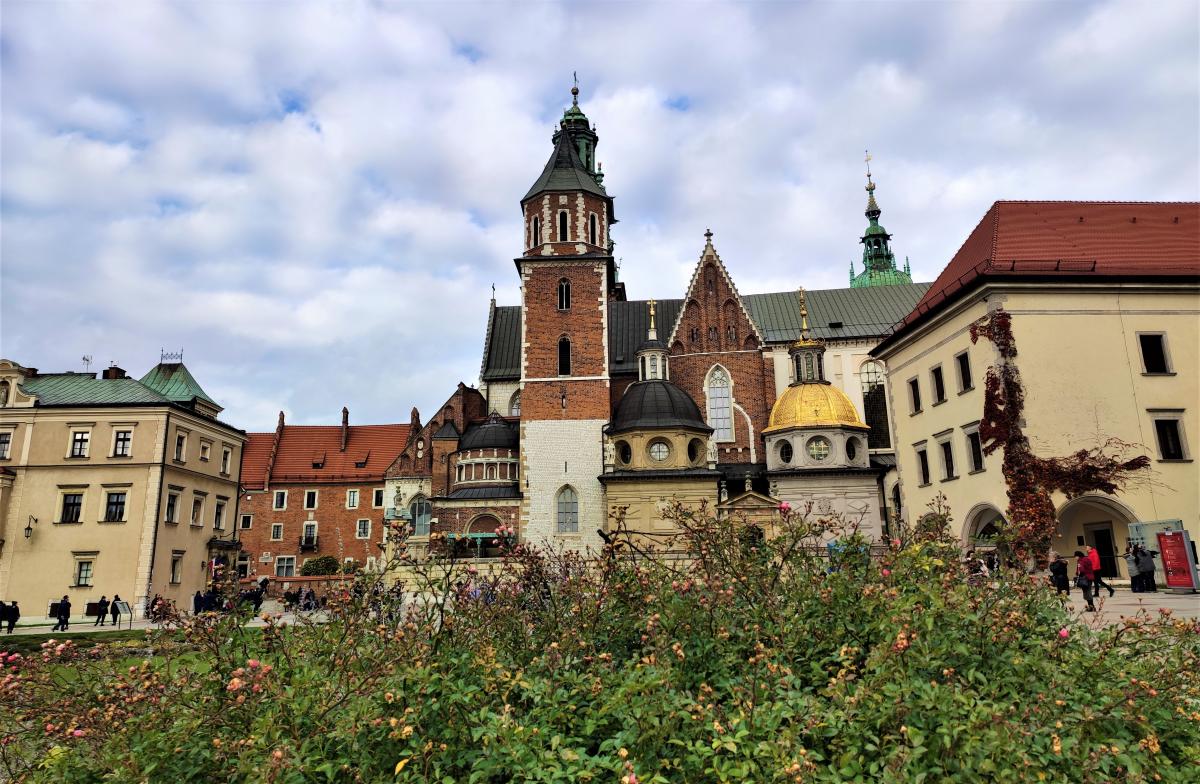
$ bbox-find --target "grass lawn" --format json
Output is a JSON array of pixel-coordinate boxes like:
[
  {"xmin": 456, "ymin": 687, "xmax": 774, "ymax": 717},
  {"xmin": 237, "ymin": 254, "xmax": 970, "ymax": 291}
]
[{"xmin": 1, "ymin": 628, "xmax": 159, "ymax": 657}]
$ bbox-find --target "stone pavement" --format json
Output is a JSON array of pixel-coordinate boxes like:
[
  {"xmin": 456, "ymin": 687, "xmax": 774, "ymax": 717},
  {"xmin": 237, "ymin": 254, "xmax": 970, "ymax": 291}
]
[{"xmin": 1059, "ymin": 585, "xmax": 1199, "ymax": 623}]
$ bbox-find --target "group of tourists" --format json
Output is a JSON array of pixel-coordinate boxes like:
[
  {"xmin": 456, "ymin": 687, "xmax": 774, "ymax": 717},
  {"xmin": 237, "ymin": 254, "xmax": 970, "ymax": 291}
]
[
  {"xmin": 0, "ymin": 599, "xmax": 20, "ymax": 633},
  {"xmin": 89, "ymin": 594, "xmax": 124, "ymax": 626},
  {"xmin": 1046, "ymin": 542, "xmax": 1158, "ymax": 612}
]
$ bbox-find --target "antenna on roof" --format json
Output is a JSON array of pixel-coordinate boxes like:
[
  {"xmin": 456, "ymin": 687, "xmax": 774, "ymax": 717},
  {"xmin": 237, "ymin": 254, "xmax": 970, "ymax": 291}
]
[{"xmin": 81, "ymin": 355, "xmax": 93, "ymax": 372}]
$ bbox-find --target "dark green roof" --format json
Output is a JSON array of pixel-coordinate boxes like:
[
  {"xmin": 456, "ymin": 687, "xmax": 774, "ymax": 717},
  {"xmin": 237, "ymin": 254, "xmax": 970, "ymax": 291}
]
[
  {"xmin": 742, "ymin": 283, "xmax": 931, "ymax": 341},
  {"xmin": 481, "ymin": 284, "xmax": 931, "ymax": 382},
  {"xmin": 20, "ymin": 374, "xmax": 171, "ymax": 406},
  {"xmin": 523, "ymin": 124, "xmax": 608, "ymax": 202},
  {"xmin": 139, "ymin": 363, "xmax": 218, "ymax": 407}
]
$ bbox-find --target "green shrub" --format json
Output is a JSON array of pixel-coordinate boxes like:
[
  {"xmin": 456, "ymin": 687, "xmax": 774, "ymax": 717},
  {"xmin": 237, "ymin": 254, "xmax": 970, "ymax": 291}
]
[
  {"xmin": 2, "ymin": 500, "xmax": 1198, "ymax": 782},
  {"xmin": 299, "ymin": 555, "xmax": 341, "ymax": 576}
]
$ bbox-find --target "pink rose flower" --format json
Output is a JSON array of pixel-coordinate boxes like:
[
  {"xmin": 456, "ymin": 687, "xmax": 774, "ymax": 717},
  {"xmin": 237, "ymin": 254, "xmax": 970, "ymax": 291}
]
[
  {"xmin": 777, "ymin": 502, "xmax": 791, "ymax": 513},
  {"xmin": 1058, "ymin": 628, "xmax": 1069, "ymax": 640},
  {"xmin": 881, "ymin": 569, "xmax": 891, "ymax": 577}
]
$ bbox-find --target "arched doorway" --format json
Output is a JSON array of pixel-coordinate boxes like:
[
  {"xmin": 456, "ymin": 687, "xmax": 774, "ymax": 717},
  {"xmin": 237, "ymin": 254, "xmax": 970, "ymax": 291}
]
[
  {"xmin": 1055, "ymin": 495, "xmax": 1138, "ymax": 579},
  {"xmin": 450, "ymin": 514, "xmax": 503, "ymax": 559},
  {"xmin": 962, "ymin": 504, "xmax": 1006, "ymax": 549}
]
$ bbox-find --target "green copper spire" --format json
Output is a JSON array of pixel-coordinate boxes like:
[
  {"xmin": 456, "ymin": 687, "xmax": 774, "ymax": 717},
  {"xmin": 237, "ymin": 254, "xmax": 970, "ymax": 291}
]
[{"xmin": 850, "ymin": 152, "xmax": 913, "ymax": 289}]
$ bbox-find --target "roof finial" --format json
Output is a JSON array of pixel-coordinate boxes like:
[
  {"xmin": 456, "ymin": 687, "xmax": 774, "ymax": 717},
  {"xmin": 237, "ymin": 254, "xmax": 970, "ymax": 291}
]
[
  {"xmin": 648, "ymin": 298, "xmax": 657, "ymax": 332},
  {"xmin": 571, "ymin": 71, "xmax": 579, "ymax": 105},
  {"xmin": 864, "ymin": 150, "xmax": 880, "ymax": 218},
  {"xmin": 490, "ymin": 282, "xmax": 496, "ymax": 302},
  {"xmin": 704, "ymin": 227, "xmax": 713, "ymax": 244},
  {"xmin": 798, "ymin": 287, "xmax": 810, "ymax": 337}
]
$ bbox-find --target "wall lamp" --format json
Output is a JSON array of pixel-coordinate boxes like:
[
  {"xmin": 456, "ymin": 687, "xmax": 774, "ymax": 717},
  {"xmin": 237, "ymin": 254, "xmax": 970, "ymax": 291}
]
[{"xmin": 24, "ymin": 515, "xmax": 38, "ymax": 539}]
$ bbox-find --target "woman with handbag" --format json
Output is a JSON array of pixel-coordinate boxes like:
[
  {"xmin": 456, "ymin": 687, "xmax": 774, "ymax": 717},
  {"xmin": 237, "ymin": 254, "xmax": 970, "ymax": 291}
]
[{"xmin": 1074, "ymin": 551, "xmax": 1096, "ymax": 612}]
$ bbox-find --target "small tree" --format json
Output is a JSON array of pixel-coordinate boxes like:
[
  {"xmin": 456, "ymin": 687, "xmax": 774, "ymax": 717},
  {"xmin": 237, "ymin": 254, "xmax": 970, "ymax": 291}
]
[{"xmin": 299, "ymin": 554, "xmax": 340, "ymax": 576}]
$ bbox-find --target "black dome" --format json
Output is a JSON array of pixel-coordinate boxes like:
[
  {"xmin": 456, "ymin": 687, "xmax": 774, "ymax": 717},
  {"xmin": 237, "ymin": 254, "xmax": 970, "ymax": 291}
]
[
  {"xmin": 458, "ymin": 414, "xmax": 518, "ymax": 451},
  {"xmin": 609, "ymin": 380, "xmax": 712, "ymax": 435}
]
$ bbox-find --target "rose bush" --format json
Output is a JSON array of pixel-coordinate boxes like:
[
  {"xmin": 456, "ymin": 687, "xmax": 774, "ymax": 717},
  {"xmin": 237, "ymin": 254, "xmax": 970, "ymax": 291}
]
[{"xmin": 2, "ymin": 500, "xmax": 1198, "ymax": 782}]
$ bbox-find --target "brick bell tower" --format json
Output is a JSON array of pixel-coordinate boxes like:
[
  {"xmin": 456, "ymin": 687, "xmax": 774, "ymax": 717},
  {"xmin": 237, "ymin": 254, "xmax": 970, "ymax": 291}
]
[{"xmin": 516, "ymin": 82, "xmax": 618, "ymax": 551}]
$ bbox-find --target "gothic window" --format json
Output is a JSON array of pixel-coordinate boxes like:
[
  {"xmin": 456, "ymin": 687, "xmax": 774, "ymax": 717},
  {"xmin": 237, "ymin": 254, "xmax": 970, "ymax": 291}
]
[
  {"xmin": 726, "ymin": 326, "xmax": 736, "ymax": 343},
  {"xmin": 588, "ymin": 213, "xmax": 598, "ymax": 245},
  {"xmin": 409, "ymin": 496, "xmax": 431, "ymax": 537},
  {"xmin": 509, "ymin": 391, "xmax": 521, "ymax": 417},
  {"xmin": 706, "ymin": 271, "xmax": 715, "ymax": 294},
  {"xmin": 689, "ymin": 327, "xmax": 700, "ymax": 343},
  {"xmin": 557, "ymin": 211, "xmax": 569, "ymax": 242},
  {"xmin": 859, "ymin": 360, "xmax": 891, "ymax": 449},
  {"xmin": 556, "ymin": 486, "xmax": 579, "ymax": 533},
  {"xmin": 706, "ymin": 367, "xmax": 733, "ymax": 442},
  {"xmin": 558, "ymin": 278, "xmax": 571, "ymax": 310},
  {"xmin": 558, "ymin": 337, "xmax": 572, "ymax": 376},
  {"xmin": 708, "ymin": 326, "xmax": 718, "ymax": 343},
  {"xmin": 531, "ymin": 216, "xmax": 541, "ymax": 248}
]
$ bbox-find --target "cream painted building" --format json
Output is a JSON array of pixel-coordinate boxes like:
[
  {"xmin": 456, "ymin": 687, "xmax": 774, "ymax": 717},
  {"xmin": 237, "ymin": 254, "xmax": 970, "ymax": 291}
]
[
  {"xmin": 0, "ymin": 359, "xmax": 244, "ymax": 620},
  {"xmin": 873, "ymin": 201, "xmax": 1199, "ymax": 580}
]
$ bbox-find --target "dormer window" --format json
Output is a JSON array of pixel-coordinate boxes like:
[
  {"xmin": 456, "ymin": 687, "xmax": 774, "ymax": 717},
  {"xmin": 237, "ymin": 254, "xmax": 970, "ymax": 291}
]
[{"xmin": 558, "ymin": 278, "xmax": 571, "ymax": 310}]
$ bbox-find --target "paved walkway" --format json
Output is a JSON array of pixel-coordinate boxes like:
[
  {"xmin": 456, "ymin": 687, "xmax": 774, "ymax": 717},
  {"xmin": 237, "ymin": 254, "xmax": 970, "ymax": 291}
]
[{"xmin": 1058, "ymin": 586, "xmax": 1199, "ymax": 623}]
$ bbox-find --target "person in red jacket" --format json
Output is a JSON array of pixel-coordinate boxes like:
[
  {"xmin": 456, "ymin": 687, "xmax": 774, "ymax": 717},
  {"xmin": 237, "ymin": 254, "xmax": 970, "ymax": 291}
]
[
  {"xmin": 1087, "ymin": 544, "xmax": 1115, "ymax": 599},
  {"xmin": 1074, "ymin": 551, "xmax": 1097, "ymax": 612}
]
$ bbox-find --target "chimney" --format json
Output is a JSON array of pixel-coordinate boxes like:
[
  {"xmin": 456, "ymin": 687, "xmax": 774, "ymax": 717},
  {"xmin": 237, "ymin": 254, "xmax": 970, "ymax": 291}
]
[
  {"xmin": 340, "ymin": 407, "xmax": 349, "ymax": 452},
  {"xmin": 102, "ymin": 365, "xmax": 127, "ymax": 380}
]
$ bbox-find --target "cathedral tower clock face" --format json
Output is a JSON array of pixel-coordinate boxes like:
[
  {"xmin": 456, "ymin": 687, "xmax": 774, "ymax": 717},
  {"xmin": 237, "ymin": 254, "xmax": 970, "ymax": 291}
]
[{"xmin": 806, "ymin": 436, "xmax": 831, "ymax": 461}]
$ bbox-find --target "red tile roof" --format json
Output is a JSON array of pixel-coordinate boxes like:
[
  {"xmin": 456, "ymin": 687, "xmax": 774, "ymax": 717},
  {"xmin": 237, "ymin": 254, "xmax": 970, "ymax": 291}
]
[
  {"xmin": 891, "ymin": 201, "xmax": 1199, "ymax": 337},
  {"xmin": 240, "ymin": 423, "xmax": 411, "ymax": 490}
]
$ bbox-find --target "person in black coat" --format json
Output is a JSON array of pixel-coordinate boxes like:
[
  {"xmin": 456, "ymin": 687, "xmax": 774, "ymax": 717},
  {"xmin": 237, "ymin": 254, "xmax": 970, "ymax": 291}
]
[
  {"xmin": 94, "ymin": 595, "xmax": 110, "ymax": 626},
  {"xmin": 51, "ymin": 595, "xmax": 71, "ymax": 632},
  {"xmin": 110, "ymin": 594, "xmax": 122, "ymax": 626},
  {"xmin": 5, "ymin": 601, "xmax": 18, "ymax": 634},
  {"xmin": 193, "ymin": 591, "xmax": 204, "ymax": 614},
  {"xmin": 1048, "ymin": 553, "xmax": 1070, "ymax": 595}
]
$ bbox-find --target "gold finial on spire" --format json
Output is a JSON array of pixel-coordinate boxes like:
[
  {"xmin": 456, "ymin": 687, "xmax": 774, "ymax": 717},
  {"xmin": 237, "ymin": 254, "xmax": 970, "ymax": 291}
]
[
  {"xmin": 571, "ymin": 71, "xmax": 579, "ymax": 104},
  {"xmin": 648, "ymin": 298, "xmax": 657, "ymax": 331},
  {"xmin": 798, "ymin": 287, "xmax": 810, "ymax": 336},
  {"xmin": 864, "ymin": 149, "xmax": 875, "ymax": 193}
]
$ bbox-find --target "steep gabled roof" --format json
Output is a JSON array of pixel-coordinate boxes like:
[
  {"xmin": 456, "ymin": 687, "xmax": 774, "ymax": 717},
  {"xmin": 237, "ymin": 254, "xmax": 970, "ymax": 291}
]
[
  {"xmin": 884, "ymin": 201, "xmax": 1200, "ymax": 344},
  {"xmin": 241, "ymin": 423, "xmax": 411, "ymax": 489},
  {"xmin": 523, "ymin": 125, "xmax": 609, "ymax": 202},
  {"xmin": 480, "ymin": 305, "xmax": 522, "ymax": 381},
  {"xmin": 665, "ymin": 233, "xmax": 765, "ymax": 347},
  {"xmin": 139, "ymin": 363, "xmax": 220, "ymax": 409}
]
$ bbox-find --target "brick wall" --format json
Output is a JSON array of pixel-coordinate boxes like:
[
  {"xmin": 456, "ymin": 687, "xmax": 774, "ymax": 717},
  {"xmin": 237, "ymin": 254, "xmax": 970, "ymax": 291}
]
[
  {"xmin": 237, "ymin": 481, "xmax": 388, "ymax": 577},
  {"xmin": 520, "ymin": 260, "xmax": 608, "ymax": 383},
  {"xmin": 522, "ymin": 193, "xmax": 609, "ymax": 256}
]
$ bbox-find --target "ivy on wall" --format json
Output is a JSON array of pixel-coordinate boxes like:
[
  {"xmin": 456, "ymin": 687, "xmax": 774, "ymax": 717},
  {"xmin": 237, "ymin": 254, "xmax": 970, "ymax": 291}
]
[{"xmin": 969, "ymin": 308, "xmax": 1150, "ymax": 558}]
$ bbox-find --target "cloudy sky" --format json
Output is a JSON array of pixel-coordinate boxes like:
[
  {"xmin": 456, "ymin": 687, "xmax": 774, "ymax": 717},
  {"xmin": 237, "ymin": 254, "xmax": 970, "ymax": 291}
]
[{"xmin": 2, "ymin": 0, "xmax": 1197, "ymax": 431}]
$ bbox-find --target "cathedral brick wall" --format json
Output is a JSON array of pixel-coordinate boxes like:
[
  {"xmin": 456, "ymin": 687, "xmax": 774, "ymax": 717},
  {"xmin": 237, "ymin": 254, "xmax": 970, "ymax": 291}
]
[
  {"xmin": 520, "ymin": 261, "xmax": 608, "ymax": 382},
  {"xmin": 521, "ymin": 379, "xmax": 610, "ymax": 421},
  {"xmin": 429, "ymin": 503, "xmax": 520, "ymax": 536},
  {"xmin": 668, "ymin": 349, "xmax": 775, "ymax": 463},
  {"xmin": 523, "ymin": 193, "xmax": 609, "ymax": 255}
]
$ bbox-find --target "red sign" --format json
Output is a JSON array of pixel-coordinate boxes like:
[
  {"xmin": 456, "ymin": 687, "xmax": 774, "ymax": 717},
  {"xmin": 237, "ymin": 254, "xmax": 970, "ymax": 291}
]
[{"xmin": 1156, "ymin": 531, "xmax": 1199, "ymax": 590}]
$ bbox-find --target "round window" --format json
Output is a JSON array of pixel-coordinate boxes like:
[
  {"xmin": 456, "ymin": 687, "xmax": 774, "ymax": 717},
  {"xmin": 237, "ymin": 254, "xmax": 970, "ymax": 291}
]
[
  {"xmin": 806, "ymin": 436, "xmax": 831, "ymax": 461},
  {"xmin": 846, "ymin": 438, "xmax": 859, "ymax": 462},
  {"xmin": 778, "ymin": 441, "xmax": 793, "ymax": 464},
  {"xmin": 616, "ymin": 440, "xmax": 632, "ymax": 465},
  {"xmin": 648, "ymin": 441, "xmax": 670, "ymax": 462}
]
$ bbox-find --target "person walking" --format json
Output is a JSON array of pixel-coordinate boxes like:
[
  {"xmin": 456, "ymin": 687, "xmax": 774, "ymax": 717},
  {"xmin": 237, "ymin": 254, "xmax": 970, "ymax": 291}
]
[
  {"xmin": 51, "ymin": 595, "xmax": 72, "ymax": 631},
  {"xmin": 1123, "ymin": 544, "xmax": 1142, "ymax": 592},
  {"xmin": 1087, "ymin": 544, "xmax": 1115, "ymax": 598},
  {"xmin": 193, "ymin": 590, "xmax": 204, "ymax": 615},
  {"xmin": 1074, "ymin": 552, "xmax": 1096, "ymax": 612},
  {"xmin": 94, "ymin": 595, "xmax": 110, "ymax": 626},
  {"xmin": 5, "ymin": 601, "xmax": 18, "ymax": 634},
  {"xmin": 109, "ymin": 594, "xmax": 122, "ymax": 627},
  {"xmin": 1135, "ymin": 545, "xmax": 1159, "ymax": 593},
  {"xmin": 1048, "ymin": 553, "xmax": 1071, "ymax": 595}
]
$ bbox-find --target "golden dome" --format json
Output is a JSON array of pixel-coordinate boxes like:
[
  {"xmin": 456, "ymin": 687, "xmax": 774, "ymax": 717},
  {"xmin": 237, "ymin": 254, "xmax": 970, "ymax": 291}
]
[{"xmin": 763, "ymin": 383, "xmax": 869, "ymax": 433}]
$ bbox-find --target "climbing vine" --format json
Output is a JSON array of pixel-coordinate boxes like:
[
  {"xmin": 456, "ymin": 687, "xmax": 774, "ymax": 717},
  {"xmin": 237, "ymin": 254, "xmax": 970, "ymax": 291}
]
[{"xmin": 969, "ymin": 308, "xmax": 1151, "ymax": 559}]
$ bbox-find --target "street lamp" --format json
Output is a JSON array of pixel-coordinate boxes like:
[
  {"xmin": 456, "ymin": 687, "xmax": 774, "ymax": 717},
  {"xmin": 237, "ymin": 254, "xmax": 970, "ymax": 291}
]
[{"xmin": 24, "ymin": 515, "xmax": 38, "ymax": 538}]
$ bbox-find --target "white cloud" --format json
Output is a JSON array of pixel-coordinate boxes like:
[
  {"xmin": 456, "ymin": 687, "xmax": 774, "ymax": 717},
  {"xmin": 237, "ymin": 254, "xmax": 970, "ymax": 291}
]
[{"xmin": 1, "ymin": 0, "xmax": 1196, "ymax": 429}]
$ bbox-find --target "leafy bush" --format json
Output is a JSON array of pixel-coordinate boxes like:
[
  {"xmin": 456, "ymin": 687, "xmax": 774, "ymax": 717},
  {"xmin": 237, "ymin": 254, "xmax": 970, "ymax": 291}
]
[
  {"xmin": 341, "ymin": 559, "xmax": 361, "ymax": 575},
  {"xmin": 299, "ymin": 555, "xmax": 341, "ymax": 576},
  {"xmin": 3, "ymin": 500, "xmax": 1198, "ymax": 782}
]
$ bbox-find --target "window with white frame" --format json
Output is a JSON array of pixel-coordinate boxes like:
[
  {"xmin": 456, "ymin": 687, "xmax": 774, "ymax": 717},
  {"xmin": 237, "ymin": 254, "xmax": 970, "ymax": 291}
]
[
  {"xmin": 558, "ymin": 278, "xmax": 571, "ymax": 310},
  {"xmin": 963, "ymin": 423, "xmax": 985, "ymax": 473},
  {"xmin": 0, "ymin": 431, "xmax": 11, "ymax": 460},
  {"xmin": 60, "ymin": 491, "xmax": 84, "ymax": 523},
  {"xmin": 112, "ymin": 429, "xmax": 133, "ymax": 457},
  {"xmin": 409, "ymin": 496, "xmax": 431, "ymax": 536},
  {"xmin": 240, "ymin": 514, "xmax": 253, "ymax": 530},
  {"xmin": 200, "ymin": 441, "xmax": 212, "ymax": 461},
  {"xmin": 273, "ymin": 490, "xmax": 287, "ymax": 510},
  {"xmin": 346, "ymin": 489, "xmax": 359, "ymax": 509},
  {"xmin": 70, "ymin": 430, "xmax": 90, "ymax": 458},
  {"xmin": 936, "ymin": 434, "xmax": 957, "ymax": 480},
  {"xmin": 955, "ymin": 351, "xmax": 973, "ymax": 392},
  {"xmin": 373, "ymin": 488, "xmax": 384, "ymax": 507},
  {"xmin": 356, "ymin": 519, "xmax": 371, "ymax": 539},
  {"xmin": 556, "ymin": 486, "xmax": 579, "ymax": 533},
  {"xmin": 104, "ymin": 491, "xmax": 126, "ymax": 522},
  {"xmin": 304, "ymin": 490, "xmax": 318, "ymax": 510},
  {"xmin": 170, "ymin": 554, "xmax": 183, "ymax": 584},
  {"xmin": 165, "ymin": 491, "xmax": 180, "ymax": 524},
  {"xmin": 174, "ymin": 432, "xmax": 187, "ymax": 462},
  {"xmin": 214, "ymin": 499, "xmax": 226, "ymax": 530},
  {"xmin": 190, "ymin": 495, "xmax": 204, "ymax": 526},
  {"xmin": 275, "ymin": 556, "xmax": 296, "ymax": 577},
  {"xmin": 74, "ymin": 559, "xmax": 94, "ymax": 587},
  {"xmin": 1138, "ymin": 333, "xmax": 1172, "ymax": 374},
  {"xmin": 302, "ymin": 522, "xmax": 317, "ymax": 545},
  {"xmin": 270, "ymin": 523, "xmax": 283, "ymax": 541},
  {"xmin": 220, "ymin": 447, "xmax": 232, "ymax": 474},
  {"xmin": 706, "ymin": 367, "xmax": 734, "ymax": 442},
  {"xmin": 509, "ymin": 391, "xmax": 521, "ymax": 417},
  {"xmin": 1149, "ymin": 410, "xmax": 1188, "ymax": 461},
  {"xmin": 557, "ymin": 210, "xmax": 569, "ymax": 242},
  {"xmin": 915, "ymin": 444, "xmax": 930, "ymax": 486}
]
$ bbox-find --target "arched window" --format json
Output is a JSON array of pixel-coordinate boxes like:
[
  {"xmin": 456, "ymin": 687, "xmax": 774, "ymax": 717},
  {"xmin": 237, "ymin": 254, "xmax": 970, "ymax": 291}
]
[
  {"xmin": 558, "ymin": 278, "xmax": 571, "ymax": 310},
  {"xmin": 557, "ymin": 211, "xmax": 569, "ymax": 242},
  {"xmin": 708, "ymin": 326, "xmax": 718, "ymax": 343},
  {"xmin": 726, "ymin": 326, "xmax": 736, "ymax": 343},
  {"xmin": 409, "ymin": 496, "xmax": 432, "ymax": 537},
  {"xmin": 508, "ymin": 391, "xmax": 521, "ymax": 417},
  {"xmin": 706, "ymin": 367, "xmax": 733, "ymax": 442},
  {"xmin": 649, "ymin": 355, "xmax": 659, "ymax": 379},
  {"xmin": 486, "ymin": 464, "xmax": 497, "ymax": 480},
  {"xmin": 859, "ymin": 360, "xmax": 891, "ymax": 449},
  {"xmin": 588, "ymin": 213, "xmax": 598, "ymax": 245},
  {"xmin": 531, "ymin": 216, "xmax": 541, "ymax": 249},
  {"xmin": 558, "ymin": 337, "xmax": 571, "ymax": 376},
  {"xmin": 556, "ymin": 486, "xmax": 579, "ymax": 533}
]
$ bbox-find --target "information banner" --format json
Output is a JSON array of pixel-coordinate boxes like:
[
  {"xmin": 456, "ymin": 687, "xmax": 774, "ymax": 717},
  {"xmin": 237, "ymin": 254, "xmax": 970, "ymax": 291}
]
[{"xmin": 1156, "ymin": 530, "xmax": 1199, "ymax": 591}]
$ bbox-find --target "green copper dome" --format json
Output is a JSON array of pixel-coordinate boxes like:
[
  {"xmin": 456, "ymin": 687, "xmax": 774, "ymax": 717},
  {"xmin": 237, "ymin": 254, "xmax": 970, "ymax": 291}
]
[{"xmin": 850, "ymin": 169, "xmax": 914, "ymax": 289}]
